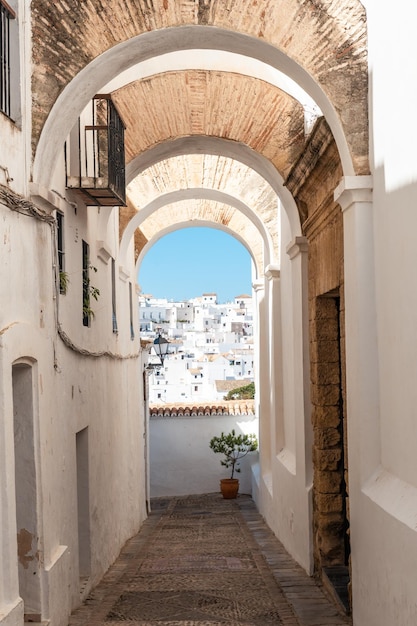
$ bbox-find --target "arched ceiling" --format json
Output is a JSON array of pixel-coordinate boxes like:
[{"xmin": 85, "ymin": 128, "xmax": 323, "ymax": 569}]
[
  {"xmin": 32, "ymin": 0, "xmax": 368, "ymax": 174},
  {"xmin": 31, "ymin": 0, "xmax": 368, "ymax": 278},
  {"xmin": 135, "ymin": 200, "xmax": 265, "ymax": 276},
  {"xmin": 124, "ymin": 155, "xmax": 278, "ymax": 256},
  {"xmin": 113, "ymin": 71, "xmax": 305, "ymax": 181}
]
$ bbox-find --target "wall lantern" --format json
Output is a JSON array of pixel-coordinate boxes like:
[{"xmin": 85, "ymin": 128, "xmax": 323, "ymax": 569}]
[{"xmin": 153, "ymin": 332, "xmax": 170, "ymax": 366}]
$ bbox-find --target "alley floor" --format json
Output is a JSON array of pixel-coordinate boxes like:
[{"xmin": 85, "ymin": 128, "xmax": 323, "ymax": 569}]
[{"xmin": 68, "ymin": 493, "xmax": 352, "ymax": 626}]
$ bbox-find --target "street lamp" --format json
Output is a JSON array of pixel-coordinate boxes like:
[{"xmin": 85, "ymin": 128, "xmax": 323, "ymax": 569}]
[{"xmin": 153, "ymin": 332, "xmax": 170, "ymax": 366}]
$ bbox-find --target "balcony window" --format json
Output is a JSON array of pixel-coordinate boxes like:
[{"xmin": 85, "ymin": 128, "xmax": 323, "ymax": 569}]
[
  {"xmin": 0, "ymin": 0, "xmax": 16, "ymax": 119},
  {"xmin": 111, "ymin": 259, "xmax": 118, "ymax": 334},
  {"xmin": 57, "ymin": 211, "xmax": 66, "ymax": 293},
  {"xmin": 66, "ymin": 95, "xmax": 126, "ymax": 206}
]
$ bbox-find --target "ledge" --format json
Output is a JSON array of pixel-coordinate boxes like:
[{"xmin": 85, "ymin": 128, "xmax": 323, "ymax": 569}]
[
  {"xmin": 29, "ymin": 182, "xmax": 75, "ymax": 214},
  {"xmin": 362, "ymin": 466, "xmax": 417, "ymax": 532},
  {"xmin": 150, "ymin": 400, "xmax": 255, "ymax": 418}
]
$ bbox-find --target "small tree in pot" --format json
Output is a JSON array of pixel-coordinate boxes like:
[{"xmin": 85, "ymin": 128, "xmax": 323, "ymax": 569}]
[{"xmin": 209, "ymin": 429, "xmax": 258, "ymax": 498}]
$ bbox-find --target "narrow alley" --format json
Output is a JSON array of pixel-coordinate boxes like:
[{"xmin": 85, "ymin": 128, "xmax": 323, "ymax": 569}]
[{"xmin": 68, "ymin": 494, "xmax": 351, "ymax": 626}]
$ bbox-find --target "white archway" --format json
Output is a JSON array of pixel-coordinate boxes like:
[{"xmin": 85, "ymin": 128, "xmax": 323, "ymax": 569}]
[
  {"xmin": 33, "ymin": 25, "xmax": 354, "ymax": 208},
  {"xmin": 126, "ymin": 136, "xmax": 301, "ymax": 239},
  {"xmin": 136, "ymin": 220, "xmax": 257, "ymax": 280},
  {"xmin": 119, "ymin": 187, "xmax": 276, "ymax": 270}
]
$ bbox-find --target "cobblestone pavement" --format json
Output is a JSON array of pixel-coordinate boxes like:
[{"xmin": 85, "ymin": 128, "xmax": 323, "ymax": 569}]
[{"xmin": 68, "ymin": 493, "xmax": 352, "ymax": 626}]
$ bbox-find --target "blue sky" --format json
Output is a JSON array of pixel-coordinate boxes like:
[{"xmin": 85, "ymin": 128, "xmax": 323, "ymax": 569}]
[{"xmin": 138, "ymin": 227, "xmax": 253, "ymax": 303}]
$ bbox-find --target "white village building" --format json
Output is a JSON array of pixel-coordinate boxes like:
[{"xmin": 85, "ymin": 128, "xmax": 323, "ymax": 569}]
[{"xmin": 140, "ymin": 294, "xmax": 254, "ymax": 403}]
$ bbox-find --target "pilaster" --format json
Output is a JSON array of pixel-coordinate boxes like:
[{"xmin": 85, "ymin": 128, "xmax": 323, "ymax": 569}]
[
  {"xmin": 265, "ymin": 265, "xmax": 283, "ymax": 459},
  {"xmin": 286, "ymin": 237, "xmax": 311, "ymax": 484},
  {"xmin": 252, "ymin": 278, "xmax": 271, "ymax": 473},
  {"xmin": 335, "ymin": 175, "xmax": 380, "ymax": 483}
]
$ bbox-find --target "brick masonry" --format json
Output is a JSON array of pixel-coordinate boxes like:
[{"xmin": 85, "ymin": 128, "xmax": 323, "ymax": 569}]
[{"xmin": 31, "ymin": 0, "xmax": 369, "ymax": 176}]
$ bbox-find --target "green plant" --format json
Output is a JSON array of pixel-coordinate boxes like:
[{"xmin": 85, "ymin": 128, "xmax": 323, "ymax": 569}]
[
  {"xmin": 59, "ymin": 270, "xmax": 69, "ymax": 294},
  {"xmin": 83, "ymin": 265, "xmax": 100, "ymax": 320},
  {"xmin": 224, "ymin": 382, "xmax": 255, "ymax": 401},
  {"xmin": 209, "ymin": 429, "xmax": 258, "ymax": 479}
]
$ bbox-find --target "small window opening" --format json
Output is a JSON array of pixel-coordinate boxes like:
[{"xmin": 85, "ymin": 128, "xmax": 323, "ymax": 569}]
[
  {"xmin": 57, "ymin": 212, "xmax": 66, "ymax": 293},
  {"xmin": 129, "ymin": 281, "xmax": 134, "ymax": 340},
  {"xmin": 82, "ymin": 240, "xmax": 90, "ymax": 327},
  {"xmin": 111, "ymin": 259, "xmax": 118, "ymax": 333},
  {"xmin": 0, "ymin": 1, "xmax": 15, "ymax": 119}
]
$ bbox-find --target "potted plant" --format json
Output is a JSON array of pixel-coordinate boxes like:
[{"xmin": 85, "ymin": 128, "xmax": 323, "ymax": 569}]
[{"xmin": 209, "ymin": 429, "xmax": 258, "ymax": 499}]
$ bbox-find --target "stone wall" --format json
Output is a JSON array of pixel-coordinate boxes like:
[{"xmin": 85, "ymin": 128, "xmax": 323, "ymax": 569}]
[{"xmin": 285, "ymin": 117, "xmax": 349, "ymax": 595}]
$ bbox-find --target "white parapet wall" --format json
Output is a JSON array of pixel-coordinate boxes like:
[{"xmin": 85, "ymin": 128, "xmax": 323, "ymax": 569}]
[{"xmin": 149, "ymin": 413, "xmax": 259, "ymax": 498}]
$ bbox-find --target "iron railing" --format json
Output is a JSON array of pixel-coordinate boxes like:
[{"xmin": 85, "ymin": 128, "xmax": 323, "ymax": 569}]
[{"xmin": 66, "ymin": 95, "xmax": 126, "ymax": 207}]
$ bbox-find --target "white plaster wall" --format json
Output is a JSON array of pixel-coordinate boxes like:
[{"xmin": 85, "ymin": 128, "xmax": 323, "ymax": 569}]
[
  {"xmin": 1, "ymin": 61, "xmax": 148, "ymax": 621},
  {"xmin": 343, "ymin": 2, "xmax": 417, "ymax": 624},
  {"xmin": 0, "ymin": 191, "xmax": 148, "ymax": 626},
  {"xmin": 253, "ymin": 210, "xmax": 312, "ymax": 575},
  {"xmin": 150, "ymin": 415, "xmax": 258, "ymax": 497}
]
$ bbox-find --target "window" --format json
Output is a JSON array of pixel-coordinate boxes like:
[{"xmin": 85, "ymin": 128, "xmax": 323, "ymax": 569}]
[
  {"xmin": 0, "ymin": 0, "xmax": 17, "ymax": 120},
  {"xmin": 111, "ymin": 259, "xmax": 118, "ymax": 333},
  {"xmin": 129, "ymin": 281, "xmax": 134, "ymax": 340},
  {"xmin": 56, "ymin": 212, "xmax": 66, "ymax": 293},
  {"xmin": 82, "ymin": 241, "xmax": 90, "ymax": 327},
  {"xmin": 0, "ymin": 1, "xmax": 14, "ymax": 117}
]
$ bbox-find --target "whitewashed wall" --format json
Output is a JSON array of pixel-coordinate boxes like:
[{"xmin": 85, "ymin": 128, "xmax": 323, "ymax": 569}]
[
  {"xmin": 150, "ymin": 415, "xmax": 259, "ymax": 498},
  {"xmin": 344, "ymin": 2, "xmax": 417, "ymax": 625}
]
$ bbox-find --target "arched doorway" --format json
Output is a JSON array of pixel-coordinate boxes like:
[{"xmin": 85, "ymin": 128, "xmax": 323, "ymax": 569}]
[
  {"xmin": 30, "ymin": 0, "xmax": 369, "ymax": 616},
  {"xmin": 12, "ymin": 360, "xmax": 43, "ymax": 622}
]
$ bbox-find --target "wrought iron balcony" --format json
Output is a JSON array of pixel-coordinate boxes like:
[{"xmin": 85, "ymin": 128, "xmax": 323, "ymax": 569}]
[{"xmin": 65, "ymin": 95, "xmax": 126, "ymax": 207}]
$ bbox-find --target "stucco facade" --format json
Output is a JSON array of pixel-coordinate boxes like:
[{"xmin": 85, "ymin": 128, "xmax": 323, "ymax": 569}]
[{"xmin": 1, "ymin": 1, "xmax": 417, "ymax": 625}]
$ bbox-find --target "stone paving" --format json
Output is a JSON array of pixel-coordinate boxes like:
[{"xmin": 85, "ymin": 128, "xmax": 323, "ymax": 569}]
[{"xmin": 68, "ymin": 494, "xmax": 352, "ymax": 626}]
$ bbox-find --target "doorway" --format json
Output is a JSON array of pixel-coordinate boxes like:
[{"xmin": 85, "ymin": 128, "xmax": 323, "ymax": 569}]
[
  {"xmin": 76, "ymin": 427, "xmax": 91, "ymax": 586},
  {"xmin": 311, "ymin": 293, "xmax": 351, "ymax": 613},
  {"xmin": 12, "ymin": 361, "xmax": 42, "ymax": 622}
]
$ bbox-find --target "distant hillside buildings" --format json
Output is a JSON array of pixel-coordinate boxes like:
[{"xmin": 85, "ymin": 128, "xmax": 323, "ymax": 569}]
[{"xmin": 139, "ymin": 293, "xmax": 254, "ymax": 404}]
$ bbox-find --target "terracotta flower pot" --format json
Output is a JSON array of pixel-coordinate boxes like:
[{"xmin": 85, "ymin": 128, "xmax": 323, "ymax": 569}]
[{"xmin": 220, "ymin": 478, "xmax": 239, "ymax": 499}]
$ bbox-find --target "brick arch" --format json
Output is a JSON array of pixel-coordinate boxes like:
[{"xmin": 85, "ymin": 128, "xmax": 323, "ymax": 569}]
[
  {"xmin": 32, "ymin": 0, "xmax": 367, "ymax": 172},
  {"xmin": 119, "ymin": 187, "xmax": 274, "ymax": 272},
  {"xmin": 136, "ymin": 219, "xmax": 260, "ymax": 283},
  {"xmin": 112, "ymin": 70, "xmax": 305, "ymax": 180},
  {"xmin": 125, "ymin": 136, "xmax": 302, "ymax": 238},
  {"xmin": 33, "ymin": 20, "xmax": 367, "ymax": 188}
]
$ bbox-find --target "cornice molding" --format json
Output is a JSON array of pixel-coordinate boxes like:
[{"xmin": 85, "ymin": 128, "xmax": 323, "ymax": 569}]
[
  {"xmin": 252, "ymin": 279, "xmax": 265, "ymax": 294},
  {"xmin": 286, "ymin": 236, "xmax": 308, "ymax": 259},
  {"xmin": 334, "ymin": 175, "xmax": 373, "ymax": 212},
  {"xmin": 284, "ymin": 117, "xmax": 333, "ymax": 197},
  {"xmin": 265, "ymin": 264, "xmax": 280, "ymax": 281}
]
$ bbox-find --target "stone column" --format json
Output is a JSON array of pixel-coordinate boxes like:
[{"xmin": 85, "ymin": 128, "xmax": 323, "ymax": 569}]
[
  {"xmin": 334, "ymin": 176, "xmax": 379, "ymax": 484},
  {"xmin": 286, "ymin": 236, "xmax": 312, "ymax": 484},
  {"xmin": 265, "ymin": 265, "xmax": 284, "ymax": 460}
]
